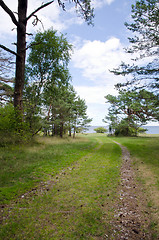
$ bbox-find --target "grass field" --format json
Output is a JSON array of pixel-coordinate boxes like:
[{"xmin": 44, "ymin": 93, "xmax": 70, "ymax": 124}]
[
  {"xmin": 0, "ymin": 134, "xmax": 159, "ymax": 239},
  {"xmin": 0, "ymin": 136, "xmax": 97, "ymax": 204},
  {"xmin": 0, "ymin": 135, "xmax": 122, "ymax": 239}
]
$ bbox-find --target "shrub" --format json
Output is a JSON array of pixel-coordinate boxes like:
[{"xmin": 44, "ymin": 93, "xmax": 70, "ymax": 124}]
[
  {"xmin": 114, "ymin": 120, "xmax": 147, "ymax": 137},
  {"xmin": 138, "ymin": 127, "xmax": 147, "ymax": 134},
  {"xmin": 0, "ymin": 104, "xmax": 31, "ymax": 146},
  {"xmin": 94, "ymin": 127, "xmax": 107, "ymax": 133}
]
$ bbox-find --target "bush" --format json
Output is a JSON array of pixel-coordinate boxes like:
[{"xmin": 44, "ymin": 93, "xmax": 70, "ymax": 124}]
[
  {"xmin": 0, "ymin": 104, "xmax": 31, "ymax": 146},
  {"xmin": 94, "ymin": 127, "xmax": 107, "ymax": 133},
  {"xmin": 114, "ymin": 120, "xmax": 147, "ymax": 137},
  {"xmin": 138, "ymin": 127, "xmax": 147, "ymax": 134}
]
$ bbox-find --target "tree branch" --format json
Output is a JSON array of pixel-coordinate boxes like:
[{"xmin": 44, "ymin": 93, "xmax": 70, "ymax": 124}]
[
  {"xmin": 0, "ymin": 44, "xmax": 19, "ymax": 57},
  {"xmin": 0, "ymin": 96, "xmax": 12, "ymax": 103},
  {"xmin": 31, "ymin": 14, "xmax": 45, "ymax": 29},
  {"xmin": 26, "ymin": 1, "xmax": 54, "ymax": 22},
  {"xmin": 25, "ymin": 42, "xmax": 41, "ymax": 51},
  {"xmin": 0, "ymin": 77, "xmax": 14, "ymax": 83},
  {"xmin": 32, "ymin": 126, "xmax": 42, "ymax": 137},
  {"xmin": 0, "ymin": 0, "xmax": 19, "ymax": 26}
]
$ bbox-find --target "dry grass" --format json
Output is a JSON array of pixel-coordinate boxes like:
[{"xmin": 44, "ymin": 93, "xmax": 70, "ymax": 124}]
[{"xmin": 36, "ymin": 135, "xmax": 90, "ymax": 144}]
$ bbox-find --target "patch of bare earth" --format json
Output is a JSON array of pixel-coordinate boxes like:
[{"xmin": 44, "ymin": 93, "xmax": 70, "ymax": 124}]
[{"xmin": 108, "ymin": 141, "xmax": 158, "ymax": 240}]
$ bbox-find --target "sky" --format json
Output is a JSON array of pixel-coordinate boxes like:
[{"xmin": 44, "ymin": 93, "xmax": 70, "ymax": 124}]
[{"xmin": 1, "ymin": 0, "xmax": 157, "ymax": 126}]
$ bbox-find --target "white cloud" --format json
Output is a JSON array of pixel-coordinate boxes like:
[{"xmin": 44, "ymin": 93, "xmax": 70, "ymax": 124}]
[
  {"xmin": 92, "ymin": 0, "xmax": 115, "ymax": 8},
  {"xmin": 0, "ymin": 1, "xmax": 17, "ymax": 40},
  {"xmin": 72, "ymin": 37, "xmax": 132, "ymax": 85},
  {"xmin": 27, "ymin": 1, "xmax": 68, "ymax": 32},
  {"xmin": 0, "ymin": 0, "xmax": 115, "ymax": 39},
  {"xmin": 74, "ymin": 85, "xmax": 117, "ymax": 125},
  {"xmin": 87, "ymin": 103, "xmax": 108, "ymax": 126},
  {"xmin": 0, "ymin": 0, "xmax": 84, "ymax": 44},
  {"xmin": 27, "ymin": 1, "xmax": 84, "ymax": 33},
  {"xmin": 75, "ymin": 86, "xmax": 117, "ymax": 104},
  {"xmin": 71, "ymin": 37, "xmax": 134, "ymax": 125}
]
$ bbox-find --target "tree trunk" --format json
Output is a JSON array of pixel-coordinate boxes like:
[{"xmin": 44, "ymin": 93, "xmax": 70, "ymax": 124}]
[
  {"xmin": 14, "ymin": 0, "xmax": 27, "ymax": 113},
  {"xmin": 68, "ymin": 126, "xmax": 72, "ymax": 137},
  {"xmin": 73, "ymin": 127, "xmax": 76, "ymax": 138},
  {"xmin": 60, "ymin": 122, "xmax": 63, "ymax": 138},
  {"xmin": 52, "ymin": 123, "xmax": 54, "ymax": 136},
  {"xmin": 54, "ymin": 123, "xmax": 58, "ymax": 136}
]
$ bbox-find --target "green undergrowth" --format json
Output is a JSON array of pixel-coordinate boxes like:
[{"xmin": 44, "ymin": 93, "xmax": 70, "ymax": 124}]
[
  {"xmin": 0, "ymin": 136, "xmax": 97, "ymax": 204},
  {"xmin": 0, "ymin": 135, "xmax": 122, "ymax": 239}
]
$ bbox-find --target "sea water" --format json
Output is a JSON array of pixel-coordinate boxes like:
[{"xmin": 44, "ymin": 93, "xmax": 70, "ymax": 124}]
[{"xmin": 85, "ymin": 126, "xmax": 159, "ymax": 134}]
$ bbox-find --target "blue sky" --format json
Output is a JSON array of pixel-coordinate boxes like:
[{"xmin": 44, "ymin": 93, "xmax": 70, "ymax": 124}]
[{"xmin": 0, "ymin": 0, "xmax": 147, "ymax": 126}]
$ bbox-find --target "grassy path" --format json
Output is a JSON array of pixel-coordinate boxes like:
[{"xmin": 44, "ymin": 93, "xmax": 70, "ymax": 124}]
[{"xmin": 0, "ymin": 136, "xmax": 122, "ymax": 239}]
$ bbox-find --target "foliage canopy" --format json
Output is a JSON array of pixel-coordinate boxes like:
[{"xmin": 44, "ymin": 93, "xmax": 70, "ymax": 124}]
[
  {"xmin": 112, "ymin": 0, "xmax": 159, "ymax": 92},
  {"xmin": 104, "ymin": 89, "xmax": 159, "ymax": 136}
]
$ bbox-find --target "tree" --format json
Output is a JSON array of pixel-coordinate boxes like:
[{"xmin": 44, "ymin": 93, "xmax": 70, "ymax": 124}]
[
  {"xmin": 23, "ymin": 82, "xmax": 43, "ymax": 135},
  {"xmin": 111, "ymin": 0, "xmax": 159, "ymax": 92},
  {"xmin": 42, "ymin": 83, "xmax": 92, "ymax": 138},
  {"xmin": 24, "ymin": 29, "xmax": 72, "ymax": 135},
  {"xmin": 94, "ymin": 127, "xmax": 107, "ymax": 133},
  {"xmin": 126, "ymin": 0, "xmax": 159, "ymax": 53},
  {"xmin": 24, "ymin": 29, "xmax": 91, "ymax": 138},
  {"xmin": 104, "ymin": 89, "xmax": 159, "ymax": 136},
  {"xmin": 27, "ymin": 29, "xmax": 72, "ymax": 93},
  {"xmin": 0, "ymin": 0, "xmax": 94, "ymax": 114},
  {"xmin": 43, "ymin": 83, "xmax": 74, "ymax": 137},
  {"xmin": 71, "ymin": 96, "xmax": 92, "ymax": 138},
  {"xmin": 25, "ymin": 29, "xmax": 72, "ymax": 105}
]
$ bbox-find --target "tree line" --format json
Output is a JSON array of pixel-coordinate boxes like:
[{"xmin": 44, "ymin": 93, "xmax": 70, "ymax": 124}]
[
  {"xmin": 0, "ymin": 1, "xmax": 94, "ymax": 144},
  {"xmin": 0, "ymin": 29, "xmax": 92, "ymax": 143}
]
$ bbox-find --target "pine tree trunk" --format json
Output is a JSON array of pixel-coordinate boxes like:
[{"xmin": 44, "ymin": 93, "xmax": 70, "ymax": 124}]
[
  {"xmin": 60, "ymin": 122, "xmax": 63, "ymax": 138},
  {"xmin": 73, "ymin": 127, "xmax": 76, "ymax": 138},
  {"xmin": 69, "ymin": 126, "xmax": 72, "ymax": 137},
  {"xmin": 14, "ymin": 0, "xmax": 27, "ymax": 113},
  {"xmin": 54, "ymin": 124, "xmax": 58, "ymax": 136}
]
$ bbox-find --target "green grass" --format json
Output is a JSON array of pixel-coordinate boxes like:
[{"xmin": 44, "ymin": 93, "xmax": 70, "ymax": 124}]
[
  {"xmin": 1, "ymin": 134, "xmax": 158, "ymax": 239},
  {"xmin": 0, "ymin": 135, "xmax": 122, "ymax": 239},
  {"xmin": 111, "ymin": 136, "xmax": 159, "ymax": 181},
  {"xmin": 0, "ymin": 136, "xmax": 97, "ymax": 204}
]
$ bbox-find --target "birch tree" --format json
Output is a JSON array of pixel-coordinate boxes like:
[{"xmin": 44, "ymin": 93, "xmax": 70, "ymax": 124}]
[{"xmin": 0, "ymin": 0, "xmax": 94, "ymax": 115}]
